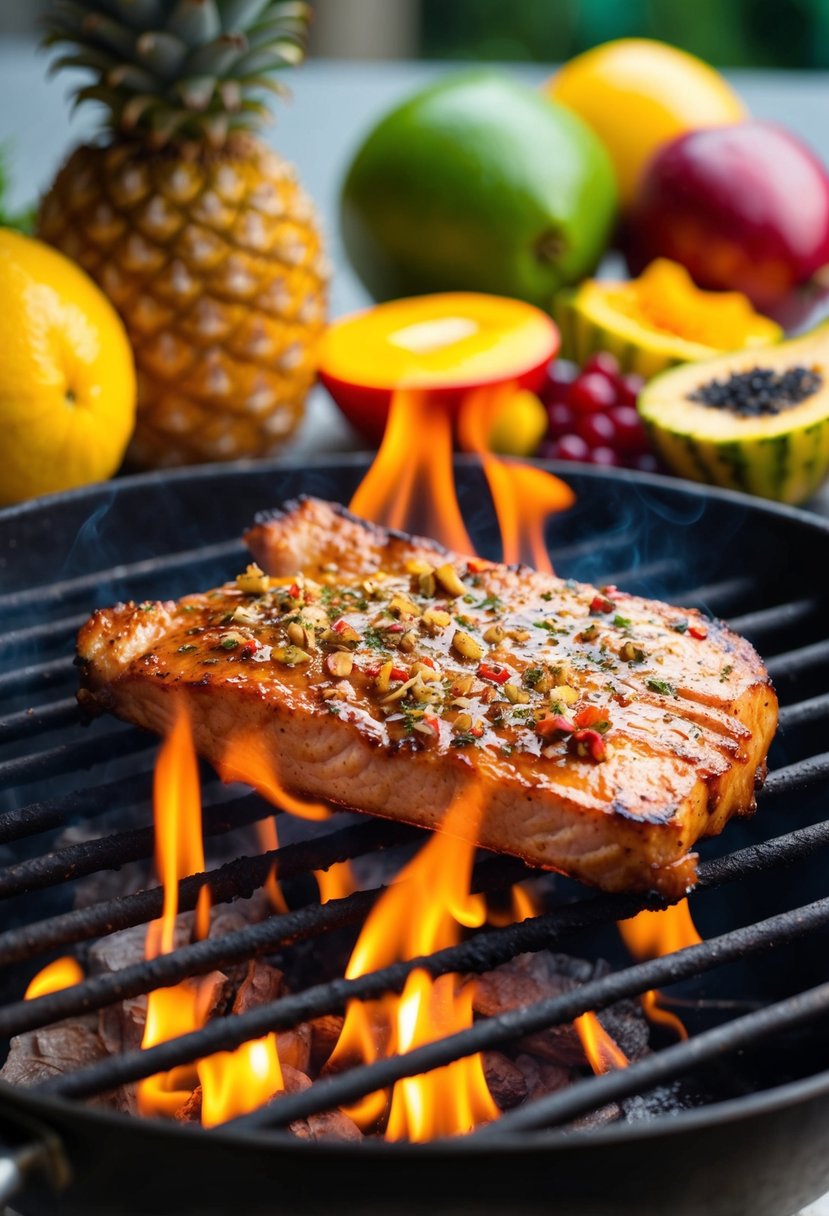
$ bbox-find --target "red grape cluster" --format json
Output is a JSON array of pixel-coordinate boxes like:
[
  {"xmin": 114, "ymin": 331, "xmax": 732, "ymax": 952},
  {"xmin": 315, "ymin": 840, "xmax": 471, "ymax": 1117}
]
[{"xmin": 537, "ymin": 352, "xmax": 658, "ymax": 471}]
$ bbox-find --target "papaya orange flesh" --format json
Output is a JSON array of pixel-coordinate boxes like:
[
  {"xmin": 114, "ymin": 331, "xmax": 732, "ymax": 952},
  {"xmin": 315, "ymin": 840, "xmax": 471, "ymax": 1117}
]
[{"xmin": 318, "ymin": 293, "xmax": 559, "ymax": 444}]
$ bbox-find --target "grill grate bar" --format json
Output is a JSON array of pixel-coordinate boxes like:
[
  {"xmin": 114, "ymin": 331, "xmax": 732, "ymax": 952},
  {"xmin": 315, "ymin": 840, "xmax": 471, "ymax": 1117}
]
[
  {"xmin": 0, "ymin": 793, "xmax": 282, "ymax": 901},
  {"xmin": 231, "ymin": 897, "xmax": 829, "ymax": 1135},
  {"xmin": 0, "ymin": 776, "xmax": 155, "ymax": 846},
  {"xmin": 758, "ymin": 752, "xmax": 829, "ymax": 799},
  {"xmin": 728, "ymin": 596, "xmax": 820, "ymax": 639},
  {"xmin": 0, "ymin": 656, "xmax": 75, "ymax": 698},
  {"xmin": 0, "ymin": 731, "xmax": 151, "ymax": 791},
  {"xmin": 473, "ymin": 980, "xmax": 829, "ymax": 1139},
  {"xmin": 0, "ymin": 818, "xmax": 421, "ymax": 966},
  {"xmin": 39, "ymin": 892, "xmax": 829, "ymax": 1109},
  {"xmin": 778, "ymin": 692, "xmax": 829, "ymax": 730},
  {"xmin": 0, "ymin": 699, "xmax": 78, "ymax": 747},
  {"xmin": 10, "ymin": 814, "xmax": 829, "ymax": 1060},
  {"xmin": 0, "ymin": 538, "xmax": 244, "ymax": 615},
  {"xmin": 766, "ymin": 638, "xmax": 829, "ymax": 681},
  {"xmin": 670, "ymin": 575, "xmax": 755, "ymax": 611},
  {"xmin": 0, "ymin": 612, "xmax": 88, "ymax": 655}
]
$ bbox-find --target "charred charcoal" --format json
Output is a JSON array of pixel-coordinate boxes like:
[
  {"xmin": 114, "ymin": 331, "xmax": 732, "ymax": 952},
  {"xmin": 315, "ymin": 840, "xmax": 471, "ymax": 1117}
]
[{"xmin": 483, "ymin": 1051, "xmax": 528, "ymax": 1110}]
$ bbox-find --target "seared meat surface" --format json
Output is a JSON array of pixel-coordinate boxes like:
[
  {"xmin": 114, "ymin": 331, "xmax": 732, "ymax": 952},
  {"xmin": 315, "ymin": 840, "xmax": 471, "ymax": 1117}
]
[{"xmin": 78, "ymin": 497, "xmax": 777, "ymax": 899}]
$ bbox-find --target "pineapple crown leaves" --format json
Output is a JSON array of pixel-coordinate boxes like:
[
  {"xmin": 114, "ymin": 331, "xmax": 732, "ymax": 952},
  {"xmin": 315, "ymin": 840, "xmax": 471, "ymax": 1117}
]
[{"xmin": 43, "ymin": 0, "xmax": 313, "ymax": 147}]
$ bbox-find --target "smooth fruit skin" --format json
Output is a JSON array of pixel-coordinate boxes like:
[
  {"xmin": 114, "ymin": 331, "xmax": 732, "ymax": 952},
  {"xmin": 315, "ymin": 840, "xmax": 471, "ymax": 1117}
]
[
  {"xmin": 546, "ymin": 39, "xmax": 745, "ymax": 208},
  {"xmin": 626, "ymin": 123, "xmax": 829, "ymax": 310},
  {"xmin": 0, "ymin": 228, "xmax": 136, "ymax": 506},
  {"xmin": 341, "ymin": 71, "xmax": 617, "ymax": 311}
]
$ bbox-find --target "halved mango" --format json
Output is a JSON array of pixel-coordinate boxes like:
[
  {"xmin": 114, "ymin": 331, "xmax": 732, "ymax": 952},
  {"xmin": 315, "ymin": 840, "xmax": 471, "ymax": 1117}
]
[{"xmin": 318, "ymin": 292, "xmax": 559, "ymax": 445}]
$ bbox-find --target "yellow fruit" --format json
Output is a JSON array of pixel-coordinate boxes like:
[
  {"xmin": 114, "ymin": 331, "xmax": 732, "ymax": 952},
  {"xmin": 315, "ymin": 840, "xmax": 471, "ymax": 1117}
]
[
  {"xmin": 489, "ymin": 391, "xmax": 548, "ymax": 457},
  {"xmin": 545, "ymin": 38, "xmax": 746, "ymax": 207},
  {"xmin": 0, "ymin": 229, "xmax": 136, "ymax": 506}
]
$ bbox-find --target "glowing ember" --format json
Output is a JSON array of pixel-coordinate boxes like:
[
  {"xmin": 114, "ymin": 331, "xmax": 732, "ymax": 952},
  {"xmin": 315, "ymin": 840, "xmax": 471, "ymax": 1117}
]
[
  {"xmin": 327, "ymin": 797, "xmax": 498, "ymax": 1139},
  {"xmin": 24, "ymin": 957, "xmax": 83, "ymax": 1001},
  {"xmin": 618, "ymin": 900, "xmax": 702, "ymax": 1039}
]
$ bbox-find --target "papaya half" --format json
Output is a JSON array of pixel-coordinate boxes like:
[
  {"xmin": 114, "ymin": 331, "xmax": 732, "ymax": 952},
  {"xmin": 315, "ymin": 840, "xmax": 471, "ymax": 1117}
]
[
  {"xmin": 637, "ymin": 318, "xmax": 829, "ymax": 505},
  {"xmin": 555, "ymin": 259, "xmax": 781, "ymax": 380}
]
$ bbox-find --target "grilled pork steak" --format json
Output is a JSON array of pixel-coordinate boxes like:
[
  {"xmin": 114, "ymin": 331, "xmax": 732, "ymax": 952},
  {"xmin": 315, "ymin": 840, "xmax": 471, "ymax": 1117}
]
[{"xmin": 77, "ymin": 497, "xmax": 777, "ymax": 899}]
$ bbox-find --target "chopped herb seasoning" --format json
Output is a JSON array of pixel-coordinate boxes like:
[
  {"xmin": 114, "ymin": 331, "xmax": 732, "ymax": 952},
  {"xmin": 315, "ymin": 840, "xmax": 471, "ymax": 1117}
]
[
  {"xmin": 177, "ymin": 644, "xmax": 198, "ymax": 653},
  {"xmin": 670, "ymin": 618, "xmax": 689, "ymax": 634},
  {"xmin": 613, "ymin": 614, "xmax": 632, "ymax": 630},
  {"xmin": 477, "ymin": 594, "xmax": 503, "ymax": 611},
  {"xmin": 362, "ymin": 626, "xmax": 389, "ymax": 651},
  {"xmin": 720, "ymin": 664, "xmax": 733, "ymax": 682},
  {"xmin": 647, "ymin": 677, "xmax": 676, "ymax": 696},
  {"xmin": 220, "ymin": 637, "xmax": 239, "ymax": 650},
  {"xmin": 450, "ymin": 732, "xmax": 479, "ymax": 748},
  {"xmin": 540, "ymin": 591, "xmax": 554, "ymax": 602},
  {"xmin": 523, "ymin": 667, "xmax": 544, "ymax": 688}
]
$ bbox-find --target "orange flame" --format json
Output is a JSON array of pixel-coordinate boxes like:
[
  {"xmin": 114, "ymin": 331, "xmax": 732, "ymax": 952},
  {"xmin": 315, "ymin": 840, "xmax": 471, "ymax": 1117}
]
[
  {"xmin": 328, "ymin": 797, "xmax": 498, "ymax": 1139},
  {"xmin": 24, "ymin": 957, "xmax": 84, "ymax": 1001},
  {"xmin": 574, "ymin": 1012, "xmax": 629, "ymax": 1073},
  {"xmin": 198, "ymin": 1034, "xmax": 283, "ymax": 1127},
  {"xmin": 350, "ymin": 389, "xmax": 475, "ymax": 551},
  {"xmin": 618, "ymin": 900, "xmax": 702, "ymax": 1039},
  {"xmin": 315, "ymin": 859, "xmax": 356, "ymax": 904},
  {"xmin": 138, "ymin": 704, "xmax": 213, "ymax": 1117},
  {"xmin": 216, "ymin": 730, "xmax": 331, "ymax": 822},
  {"xmin": 255, "ymin": 815, "xmax": 289, "ymax": 915},
  {"xmin": 457, "ymin": 384, "xmax": 574, "ymax": 571}
]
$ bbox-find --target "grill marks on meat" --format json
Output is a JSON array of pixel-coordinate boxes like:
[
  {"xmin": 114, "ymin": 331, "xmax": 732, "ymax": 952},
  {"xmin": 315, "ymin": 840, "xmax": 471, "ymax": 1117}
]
[{"xmin": 77, "ymin": 497, "xmax": 777, "ymax": 899}]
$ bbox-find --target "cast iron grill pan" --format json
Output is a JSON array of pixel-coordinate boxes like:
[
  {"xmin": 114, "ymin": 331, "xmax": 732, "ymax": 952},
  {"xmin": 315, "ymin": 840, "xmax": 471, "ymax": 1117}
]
[{"xmin": 0, "ymin": 457, "xmax": 828, "ymax": 1216}]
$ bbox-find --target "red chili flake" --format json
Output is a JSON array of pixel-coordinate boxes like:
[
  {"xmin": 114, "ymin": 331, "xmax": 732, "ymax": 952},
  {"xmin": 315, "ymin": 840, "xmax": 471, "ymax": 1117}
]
[
  {"xmin": 423, "ymin": 713, "xmax": 441, "ymax": 735},
  {"xmin": 568, "ymin": 729, "xmax": 607, "ymax": 762},
  {"xmin": 361, "ymin": 663, "xmax": 380, "ymax": 678},
  {"xmin": 390, "ymin": 666, "xmax": 408, "ymax": 681},
  {"xmin": 689, "ymin": 622, "xmax": 709, "ymax": 640},
  {"xmin": 238, "ymin": 639, "xmax": 258, "ymax": 659},
  {"xmin": 574, "ymin": 705, "xmax": 610, "ymax": 731},
  {"xmin": 288, "ymin": 582, "xmax": 301, "ymax": 599},
  {"xmin": 477, "ymin": 662, "xmax": 511, "ymax": 684},
  {"xmin": 386, "ymin": 622, "xmax": 405, "ymax": 634},
  {"xmin": 420, "ymin": 656, "xmax": 436, "ymax": 669},
  {"xmin": 469, "ymin": 723, "xmax": 484, "ymax": 738},
  {"xmin": 536, "ymin": 713, "xmax": 576, "ymax": 739},
  {"xmin": 467, "ymin": 558, "xmax": 494, "ymax": 574},
  {"xmin": 589, "ymin": 594, "xmax": 614, "ymax": 615},
  {"xmin": 332, "ymin": 617, "xmax": 350, "ymax": 634}
]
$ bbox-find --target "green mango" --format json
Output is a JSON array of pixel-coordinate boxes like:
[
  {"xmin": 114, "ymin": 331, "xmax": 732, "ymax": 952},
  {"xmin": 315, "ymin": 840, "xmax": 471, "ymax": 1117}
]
[{"xmin": 341, "ymin": 70, "xmax": 618, "ymax": 311}]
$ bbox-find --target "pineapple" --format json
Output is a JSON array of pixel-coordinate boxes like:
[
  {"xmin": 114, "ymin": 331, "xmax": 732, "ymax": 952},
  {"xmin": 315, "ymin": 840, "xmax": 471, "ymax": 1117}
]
[{"xmin": 38, "ymin": 0, "xmax": 328, "ymax": 469}]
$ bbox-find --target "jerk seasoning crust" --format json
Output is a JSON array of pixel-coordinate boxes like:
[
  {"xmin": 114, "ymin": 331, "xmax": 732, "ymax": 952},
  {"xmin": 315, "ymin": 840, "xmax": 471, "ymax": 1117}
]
[{"xmin": 77, "ymin": 497, "xmax": 778, "ymax": 899}]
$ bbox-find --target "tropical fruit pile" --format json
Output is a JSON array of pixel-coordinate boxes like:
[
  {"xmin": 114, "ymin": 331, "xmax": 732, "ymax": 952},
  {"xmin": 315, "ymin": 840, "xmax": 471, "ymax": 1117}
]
[
  {"xmin": 337, "ymin": 37, "xmax": 829, "ymax": 505},
  {"xmin": 5, "ymin": 19, "xmax": 829, "ymax": 507}
]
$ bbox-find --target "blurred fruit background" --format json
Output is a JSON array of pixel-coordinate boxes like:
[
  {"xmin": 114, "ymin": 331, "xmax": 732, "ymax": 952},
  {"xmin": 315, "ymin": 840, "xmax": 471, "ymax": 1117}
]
[{"xmin": 2, "ymin": 0, "xmax": 829, "ymax": 506}]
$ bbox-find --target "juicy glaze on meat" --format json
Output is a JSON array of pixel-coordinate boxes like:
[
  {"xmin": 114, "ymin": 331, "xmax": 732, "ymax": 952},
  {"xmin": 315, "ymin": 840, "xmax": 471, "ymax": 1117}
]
[{"xmin": 77, "ymin": 497, "xmax": 778, "ymax": 900}]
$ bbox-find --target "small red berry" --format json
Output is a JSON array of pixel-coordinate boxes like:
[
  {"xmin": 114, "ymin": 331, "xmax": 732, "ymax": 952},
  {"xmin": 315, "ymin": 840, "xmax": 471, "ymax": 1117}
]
[
  {"xmin": 547, "ymin": 401, "xmax": 577, "ymax": 438},
  {"xmin": 568, "ymin": 372, "xmax": 617, "ymax": 414},
  {"xmin": 616, "ymin": 373, "xmax": 645, "ymax": 407},
  {"xmin": 552, "ymin": 434, "xmax": 591, "ymax": 462},
  {"xmin": 576, "ymin": 411, "xmax": 616, "ymax": 449},
  {"xmin": 589, "ymin": 446, "xmax": 621, "ymax": 467},
  {"xmin": 541, "ymin": 359, "xmax": 580, "ymax": 405},
  {"xmin": 607, "ymin": 406, "xmax": 650, "ymax": 455},
  {"xmin": 583, "ymin": 351, "xmax": 621, "ymax": 384}
]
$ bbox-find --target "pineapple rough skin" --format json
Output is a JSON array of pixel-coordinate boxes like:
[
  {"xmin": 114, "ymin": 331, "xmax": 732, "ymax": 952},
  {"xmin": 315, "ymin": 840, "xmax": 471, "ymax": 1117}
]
[{"xmin": 38, "ymin": 136, "xmax": 328, "ymax": 468}]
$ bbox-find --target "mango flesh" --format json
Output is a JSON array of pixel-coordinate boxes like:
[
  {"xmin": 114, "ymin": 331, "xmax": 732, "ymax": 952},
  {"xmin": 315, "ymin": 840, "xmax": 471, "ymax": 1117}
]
[{"xmin": 341, "ymin": 71, "xmax": 617, "ymax": 311}]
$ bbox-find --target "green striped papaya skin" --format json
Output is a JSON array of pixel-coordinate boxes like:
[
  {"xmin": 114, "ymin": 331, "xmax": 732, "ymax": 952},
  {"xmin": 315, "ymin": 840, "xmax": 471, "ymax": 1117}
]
[{"xmin": 638, "ymin": 319, "xmax": 829, "ymax": 505}]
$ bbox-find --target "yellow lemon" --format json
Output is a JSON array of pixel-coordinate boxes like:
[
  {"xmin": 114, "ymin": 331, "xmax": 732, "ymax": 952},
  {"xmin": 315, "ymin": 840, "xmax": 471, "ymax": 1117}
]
[
  {"xmin": 0, "ymin": 229, "xmax": 136, "ymax": 506},
  {"xmin": 545, "ymin": 39, "xmax": 746, "ymax": 208},
  {"xmin": 490, "ymin": 391, "xmax": 548, "ymax": 457}
]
